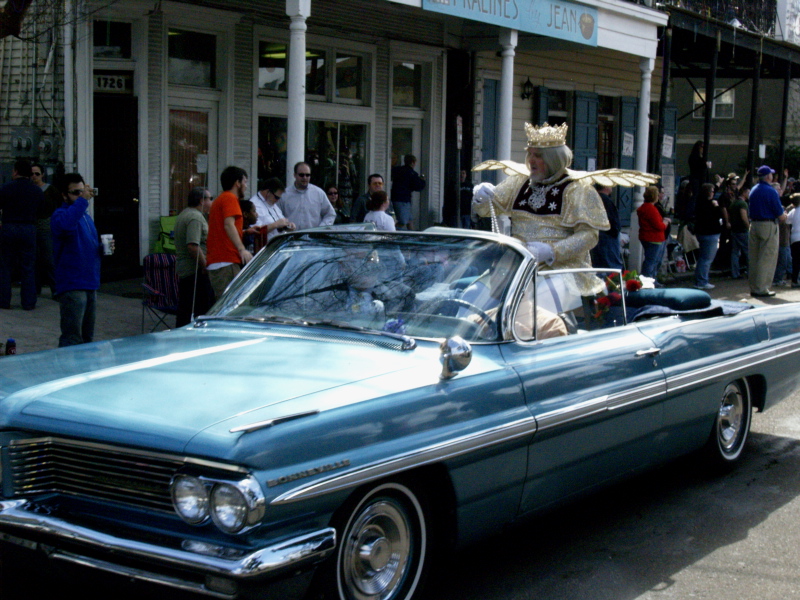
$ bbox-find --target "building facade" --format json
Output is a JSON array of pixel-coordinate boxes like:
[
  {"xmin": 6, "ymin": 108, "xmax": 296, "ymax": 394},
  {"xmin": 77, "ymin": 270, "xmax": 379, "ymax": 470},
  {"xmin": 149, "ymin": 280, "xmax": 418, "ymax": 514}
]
[{"xmin": 1, "ymin": 0, "xmax": 667, "ymax": 278}]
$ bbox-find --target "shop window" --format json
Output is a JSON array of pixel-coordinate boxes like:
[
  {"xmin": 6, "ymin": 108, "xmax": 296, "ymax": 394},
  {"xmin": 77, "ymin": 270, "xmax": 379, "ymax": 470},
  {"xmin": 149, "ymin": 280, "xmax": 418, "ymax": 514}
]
[
  {"xmin": 693, "ymin": 89, "xmax": 734, "ymax": 119},
  {"xmin": 259, "ymin": 42, "xmax": 287, "ymax": 92},
  {"xmin": 168, "ymin": 29, "xmax": 216, "ymax": 88},
  {"xmin": 169, "ymin": 109, "xmax": 210, "ymax": 214},
  {"xmin": 336, "ymin": 53, "xmax": 363, "ymax": 101},
  {"xmin": 306, "ymin": 48, "xmax": 326, "ymax": 97},
  {"xmin": 393, "ymin": 62, "xmax": 423, "ymax": 108},
  {"xmin": 258, "ymin": 42, "xmax": 368, "ymax": 104},
  {"xmin": 257, "ymin": 117, "xmax": 367, "ymax": 206},
  {"xmin": 597, "ymin": 96, "xmax": 616, "ymax": 170},
  {"xmin": 547, "ymin": 89, "xmax": 569, "ymax": 127},
  {"xmin": 94, "ymin": 21, "xmax": 132, "ymax": 59}
]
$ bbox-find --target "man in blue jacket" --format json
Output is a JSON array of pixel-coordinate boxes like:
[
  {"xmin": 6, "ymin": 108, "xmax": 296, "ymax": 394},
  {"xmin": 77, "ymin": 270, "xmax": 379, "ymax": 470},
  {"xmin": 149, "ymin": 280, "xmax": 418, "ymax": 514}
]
[{"xmin": 51, "ymin": 173, "xmax": 102, "ymax": 347}]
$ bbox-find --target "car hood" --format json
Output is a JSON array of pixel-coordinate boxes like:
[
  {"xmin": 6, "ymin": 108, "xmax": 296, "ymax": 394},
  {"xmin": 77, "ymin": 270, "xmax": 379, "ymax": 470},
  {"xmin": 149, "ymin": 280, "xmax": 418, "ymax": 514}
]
[{"xmin": 0, "ymin": 325, "xmax": 458, "ymax": 454}]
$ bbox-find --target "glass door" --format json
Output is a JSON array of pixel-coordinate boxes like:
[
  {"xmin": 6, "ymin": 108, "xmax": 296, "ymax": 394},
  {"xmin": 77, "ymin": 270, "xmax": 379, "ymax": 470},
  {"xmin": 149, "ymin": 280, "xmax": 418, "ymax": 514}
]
[
  {"xmin": 391, "ymin": 119, "xmax": 423, "ymax": 226},
  {"xmin": 168, "ymin": 102, "xmax": 217, "ymax": 214}
]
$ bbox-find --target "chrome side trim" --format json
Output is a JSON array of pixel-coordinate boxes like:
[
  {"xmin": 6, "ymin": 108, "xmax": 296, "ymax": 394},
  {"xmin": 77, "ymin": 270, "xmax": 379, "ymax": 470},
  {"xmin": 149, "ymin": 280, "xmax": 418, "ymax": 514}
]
[
  {"xmin": 50, "ymin": 551, "xmax": 235, "ymax": 599},
  {"xmin": 606, "ymin": 380, "xmax": 667, "ymax": 411},
  {"xmin": 0, "ymin": 500, "xmax": 334, "ymax": 580},
  {"xmin": 666, "ymin": 338, "xmax": 800, "ymax": 392},
  {"xmin": 271, "ymin": 416, "xmax": 537, "ymax": 505},
  {"xmin": 535, "ymin": 396, "xmax": 609, "ymax": 432}
]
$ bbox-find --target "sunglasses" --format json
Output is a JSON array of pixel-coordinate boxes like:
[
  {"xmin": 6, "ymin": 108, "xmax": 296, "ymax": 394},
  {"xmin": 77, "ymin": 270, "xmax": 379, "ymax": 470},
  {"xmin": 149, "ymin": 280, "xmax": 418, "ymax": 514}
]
[
  {"xmin": 67, "ymin": 190, "xmax": 83, "ymax": 196},
  {"xmin": 32, "ymin": 172, "xmax": 42, "ymax": 177},
  {"xmin": 297, "ymin": 173, "xmax": 311, "ymax": 178},
  {"xmin": 327, "ymin": 191, "xmax": 339, "ymax": 195}
]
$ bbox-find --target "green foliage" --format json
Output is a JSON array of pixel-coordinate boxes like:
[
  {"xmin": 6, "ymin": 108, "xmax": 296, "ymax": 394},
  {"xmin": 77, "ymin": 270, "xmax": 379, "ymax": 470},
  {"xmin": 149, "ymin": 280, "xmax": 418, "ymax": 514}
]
[{"xmin": 740, "ymin": 146, "xmax": 800, "ymax": 178}]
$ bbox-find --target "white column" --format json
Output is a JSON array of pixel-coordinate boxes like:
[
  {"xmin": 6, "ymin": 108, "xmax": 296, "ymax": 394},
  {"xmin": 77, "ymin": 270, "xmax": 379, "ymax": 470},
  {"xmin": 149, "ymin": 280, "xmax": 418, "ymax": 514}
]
[
  {"xmin": 497, "ymin": 29, "xmax": 517, "ymax": 164},
  {"xmin": 630, "ymin": 56, "xmax": 654, "ymax": 272},
  {"xmin": 286, "ymin": 0, "xmax": 311, "ymax": 184}
]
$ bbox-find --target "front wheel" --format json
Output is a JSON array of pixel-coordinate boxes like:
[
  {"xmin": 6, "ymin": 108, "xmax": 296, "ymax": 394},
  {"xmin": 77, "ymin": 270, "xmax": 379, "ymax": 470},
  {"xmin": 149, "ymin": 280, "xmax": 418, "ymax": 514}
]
[
  {"xmin": 335, "ymin": 482, "xmax": 429, "ymax": 600},
  {"xmin": 705, "ymin": 379, "xmax": 752, "ymax": 466}
]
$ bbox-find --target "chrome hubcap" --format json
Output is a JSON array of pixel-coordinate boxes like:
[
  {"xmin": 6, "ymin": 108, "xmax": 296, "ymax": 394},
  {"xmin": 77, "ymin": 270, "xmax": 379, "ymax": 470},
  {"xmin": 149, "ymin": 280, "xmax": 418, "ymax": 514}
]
[
  {"xmin": 718, "ymin": 384, "xmax": 744, "ymax": 453},
  {"xmin": 343, "ymin": 500, "xmax": 411, "ymax": 600}
]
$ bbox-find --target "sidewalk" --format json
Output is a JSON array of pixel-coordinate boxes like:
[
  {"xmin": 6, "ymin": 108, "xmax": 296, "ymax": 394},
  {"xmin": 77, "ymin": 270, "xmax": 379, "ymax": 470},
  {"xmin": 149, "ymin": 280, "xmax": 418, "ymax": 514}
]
[
  {"xmin": 0, "ymin": 272, "xmax": 798, "ymax": 356},
  {"xmin": 0, "ymin": 279, "xmax": 158, "ymax": 355}
]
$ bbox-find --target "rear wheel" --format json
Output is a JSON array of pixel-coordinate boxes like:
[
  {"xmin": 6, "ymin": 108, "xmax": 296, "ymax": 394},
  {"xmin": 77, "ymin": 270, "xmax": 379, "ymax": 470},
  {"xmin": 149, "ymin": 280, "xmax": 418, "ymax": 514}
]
[
  {"xmin": 706, "ymin": 379, "xmax": 752, "ymax": 466},
  {"xmin": 334, "ymin": 481, "xmax": 429, "ymax": 600}
]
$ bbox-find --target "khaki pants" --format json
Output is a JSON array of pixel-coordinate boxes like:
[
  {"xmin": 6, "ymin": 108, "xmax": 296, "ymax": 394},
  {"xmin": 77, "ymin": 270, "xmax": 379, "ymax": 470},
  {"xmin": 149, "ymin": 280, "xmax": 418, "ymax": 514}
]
[
  {"xmin": 748, "ymin": 221, "xmax": 779, "ymax": 294},
  {"xmin": 207, "ymin": 263, "xmax": 241, "ymax": 300}
]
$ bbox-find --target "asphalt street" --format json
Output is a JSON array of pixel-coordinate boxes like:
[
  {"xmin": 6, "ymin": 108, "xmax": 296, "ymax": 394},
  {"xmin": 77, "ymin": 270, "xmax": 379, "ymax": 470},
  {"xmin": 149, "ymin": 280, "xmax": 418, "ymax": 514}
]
[{"xmin": 1, "ymin": 271, "xmax": 800, "ymax": 599}]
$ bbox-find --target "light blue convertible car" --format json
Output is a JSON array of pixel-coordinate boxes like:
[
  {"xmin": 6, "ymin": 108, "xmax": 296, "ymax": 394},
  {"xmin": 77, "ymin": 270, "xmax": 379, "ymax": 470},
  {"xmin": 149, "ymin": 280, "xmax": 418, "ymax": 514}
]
[{"xmin": 1, "ymin": 229, "xmax": 799, "ymax": 600}]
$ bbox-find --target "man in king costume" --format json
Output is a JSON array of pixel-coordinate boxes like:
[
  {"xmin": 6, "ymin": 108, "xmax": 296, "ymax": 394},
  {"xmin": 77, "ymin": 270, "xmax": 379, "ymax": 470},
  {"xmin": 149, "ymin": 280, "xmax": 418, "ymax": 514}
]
[{"xmin": 471, "ymin": 122, "xmax": 658, "ymax": 294}]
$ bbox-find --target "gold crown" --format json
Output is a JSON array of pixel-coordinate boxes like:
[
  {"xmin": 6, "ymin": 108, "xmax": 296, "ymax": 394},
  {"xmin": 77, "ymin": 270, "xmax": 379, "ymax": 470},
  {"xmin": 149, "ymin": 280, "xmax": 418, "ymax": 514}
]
[{"xmin": 525, "ymin": 122, "xmax": 568, "ymax": 148}]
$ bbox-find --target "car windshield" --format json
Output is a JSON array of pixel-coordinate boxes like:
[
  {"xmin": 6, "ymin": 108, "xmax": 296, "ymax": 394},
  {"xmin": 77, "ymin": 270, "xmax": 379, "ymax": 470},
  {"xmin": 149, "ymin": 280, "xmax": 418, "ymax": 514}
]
[{"xmin": 208, "ymin": 232, "xmax": 525, "ymax": 342}]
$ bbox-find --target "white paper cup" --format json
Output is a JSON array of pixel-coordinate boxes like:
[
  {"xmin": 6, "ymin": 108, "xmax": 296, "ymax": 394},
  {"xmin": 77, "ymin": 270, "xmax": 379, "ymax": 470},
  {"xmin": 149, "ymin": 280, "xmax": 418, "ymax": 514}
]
[{"xmin": 101, "ymin": 234, "xmax": 114, "ymax": 255}]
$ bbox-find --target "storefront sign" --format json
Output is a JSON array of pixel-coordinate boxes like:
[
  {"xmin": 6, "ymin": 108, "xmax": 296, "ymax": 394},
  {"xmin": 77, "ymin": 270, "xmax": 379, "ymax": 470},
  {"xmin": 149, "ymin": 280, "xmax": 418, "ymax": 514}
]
[{"xmin": 422, "ymin": 0, "xmax": 598, "ymax": 47}]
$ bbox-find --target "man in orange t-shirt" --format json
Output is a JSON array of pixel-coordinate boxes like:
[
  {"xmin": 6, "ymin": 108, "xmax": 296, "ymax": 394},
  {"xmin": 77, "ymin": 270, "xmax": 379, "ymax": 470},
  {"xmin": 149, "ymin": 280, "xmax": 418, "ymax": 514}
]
[{"xmin": 206, "ymin": 166, "xmax": 253, "ymax": 299}]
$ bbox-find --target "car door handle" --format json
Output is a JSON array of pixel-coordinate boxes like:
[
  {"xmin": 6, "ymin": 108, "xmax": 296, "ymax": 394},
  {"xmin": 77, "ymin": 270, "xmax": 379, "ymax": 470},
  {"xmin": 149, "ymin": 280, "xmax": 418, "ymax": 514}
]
[{"xmin": 635, "ymin": 347, "xmax": 661, "ymax": 358}]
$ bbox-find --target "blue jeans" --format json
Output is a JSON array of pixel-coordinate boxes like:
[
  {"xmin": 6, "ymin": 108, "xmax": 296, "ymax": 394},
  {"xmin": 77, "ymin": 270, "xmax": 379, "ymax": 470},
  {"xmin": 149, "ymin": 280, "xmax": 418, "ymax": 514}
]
[
  {"xmin": 58, "ymin": 290, "xmax": 97, "ymax": 347},
  {"xmin": 774, "ymin": 246, "xmax": 792, "ymax": 284},
  {"xmin": 695, "ymin": 234, "xmax": 720, "ymax": 287},
  {"xmin": 640, "ymin": 241, "xmax": 662, "ymax": 279},
  {"xmin": 730, "ymin": 231, "xmax": 749, "ymax": 278},
  {"xmin": 394, "ymin": 201, "xmax": 412, "ymax": 228},
  {"xmin": 0, "ymin": 222, "xmax": 37, "ymax": 309},
  {"xmin": 592, "ymin": 232, "xmax": 624, "ymax": 271}
]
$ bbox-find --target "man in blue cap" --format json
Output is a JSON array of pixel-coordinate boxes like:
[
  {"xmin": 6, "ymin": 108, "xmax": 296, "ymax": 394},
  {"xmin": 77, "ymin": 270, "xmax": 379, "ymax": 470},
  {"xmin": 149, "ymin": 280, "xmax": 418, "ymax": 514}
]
[{"xmin": 748, "ymin": 165, "xmax": 786, "ymax": 297}]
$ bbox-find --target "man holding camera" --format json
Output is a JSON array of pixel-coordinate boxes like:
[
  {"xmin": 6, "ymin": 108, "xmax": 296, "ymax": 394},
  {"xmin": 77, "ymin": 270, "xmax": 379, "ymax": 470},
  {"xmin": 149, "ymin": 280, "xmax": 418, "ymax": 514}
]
[{"xmin": 51, "ymin": 173, "xmax": 104, "ymax": 346}]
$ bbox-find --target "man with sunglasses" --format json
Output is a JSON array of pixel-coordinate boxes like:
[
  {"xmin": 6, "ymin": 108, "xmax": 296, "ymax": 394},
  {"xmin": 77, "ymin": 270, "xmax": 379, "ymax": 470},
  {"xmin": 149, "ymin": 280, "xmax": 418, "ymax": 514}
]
[
  {"xmin": 50, "ymin": 173, "xmax": 102, "ymax": 346},
  {"xmin": 278, "ymin": 162, "xmax": 336, "ymax": 231},
  {"xmin": 0, "ymin": 159, "xmax": 44, "ymax": 310}
]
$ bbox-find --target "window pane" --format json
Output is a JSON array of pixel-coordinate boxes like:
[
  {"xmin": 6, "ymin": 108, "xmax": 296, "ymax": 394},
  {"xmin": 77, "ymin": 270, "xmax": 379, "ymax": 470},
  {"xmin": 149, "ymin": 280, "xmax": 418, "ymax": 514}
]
[
  {"xmin": 715, "ymin": 89, "xmax": 734, "ymax": 118},
  {"xmin": 168, "ymin": 29, "xmax": 216, "ymax": 87},
  {"xmin": 258, "ymin": 116, "xmax": 366, "ymax": 212},
  {"xmin": 257, "ymin": 116, "xmax": 288, "ymax": 183},
  {"xmin": 259, "ymin": 42, "xmax": 287, "ymax": 92},
  {"xmin": 94, "ymin": 21, "xmax": 132, "ymax": 59},
  {"xmin": 306, "ymin": 48, "xmax": 326, "ymax": 96},
  {"xmin": 169, "ymin": 110, "xmax": 210, "ymax": 214},
  {"xmin": 393, "ymin": 62, "xmax": 422, "ymax": 107},
  {"xmin": 336, "ymin": 53, "xmax": 362, "ymax": 101},
  {"xmin": 693, "ymin": 91, "xmax": 706, "ymax": 119},
  {"xmin": 304, "ymin": 121, "xmax": 367, "ymax": 209}
]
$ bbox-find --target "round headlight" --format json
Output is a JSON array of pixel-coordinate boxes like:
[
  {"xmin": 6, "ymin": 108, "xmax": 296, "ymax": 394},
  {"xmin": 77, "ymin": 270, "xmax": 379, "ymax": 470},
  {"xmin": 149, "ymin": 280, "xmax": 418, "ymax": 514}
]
[
  {"xmin": 210, "ymin": 483, "xmax": 248, "ymax": 533},
  {"xmin": 171, "ymin": 475, "xmax": 210, "ymax": 524}
]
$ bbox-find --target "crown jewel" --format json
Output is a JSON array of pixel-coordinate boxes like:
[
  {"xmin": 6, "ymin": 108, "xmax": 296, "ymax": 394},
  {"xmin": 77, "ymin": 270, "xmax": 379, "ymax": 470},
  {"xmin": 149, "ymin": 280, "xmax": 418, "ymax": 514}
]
[{"xmin": 525, "ymin": 122, "xmax": 568, "ymax": 148}]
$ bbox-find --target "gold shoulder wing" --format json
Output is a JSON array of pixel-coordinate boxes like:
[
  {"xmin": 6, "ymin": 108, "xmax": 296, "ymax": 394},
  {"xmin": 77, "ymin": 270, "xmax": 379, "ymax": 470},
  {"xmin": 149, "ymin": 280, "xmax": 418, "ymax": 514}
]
[
  {"xmin": 567, "ymin": 168, "xmax": 660, "ymax": 188},
  {"xmin": 472, "ymin": 160, "xmax": 530, "ymax": 178}
]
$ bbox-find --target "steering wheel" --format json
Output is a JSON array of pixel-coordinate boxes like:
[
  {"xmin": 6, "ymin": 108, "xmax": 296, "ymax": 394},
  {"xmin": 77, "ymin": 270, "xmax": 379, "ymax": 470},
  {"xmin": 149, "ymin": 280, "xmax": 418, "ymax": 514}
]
[{"xmin": 430, "ymin": 298, "xmax": 498, "ymax": 339}]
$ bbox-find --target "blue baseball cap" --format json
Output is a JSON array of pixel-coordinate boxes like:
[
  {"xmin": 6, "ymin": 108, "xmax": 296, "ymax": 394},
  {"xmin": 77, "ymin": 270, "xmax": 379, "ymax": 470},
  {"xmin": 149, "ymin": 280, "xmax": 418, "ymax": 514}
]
[{"xmin": 757, "ymin": 165, "xmax": 775, "ymax": 176}]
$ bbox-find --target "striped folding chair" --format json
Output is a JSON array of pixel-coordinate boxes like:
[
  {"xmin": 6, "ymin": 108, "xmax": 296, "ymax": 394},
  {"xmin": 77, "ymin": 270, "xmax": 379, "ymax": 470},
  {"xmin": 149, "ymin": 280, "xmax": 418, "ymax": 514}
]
[{"xmin": 141, "ymin": 253, "xmax": 179, "ymax": 332}]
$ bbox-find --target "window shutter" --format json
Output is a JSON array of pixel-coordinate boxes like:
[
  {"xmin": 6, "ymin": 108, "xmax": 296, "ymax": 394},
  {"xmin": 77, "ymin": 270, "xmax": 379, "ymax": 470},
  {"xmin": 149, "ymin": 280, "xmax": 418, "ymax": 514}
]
[{"xmin": 572, "ymin": 92, "xmax": 598, "ymax": 172}]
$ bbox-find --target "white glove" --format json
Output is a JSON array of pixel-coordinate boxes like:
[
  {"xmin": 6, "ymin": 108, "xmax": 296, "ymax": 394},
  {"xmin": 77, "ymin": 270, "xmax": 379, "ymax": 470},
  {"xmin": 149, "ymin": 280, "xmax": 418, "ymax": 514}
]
[
  {"xmin": 526, "ymin": 242, "xmax": 555, "ymax": 265},
  {"xmin": 472, "ymin": 182, "xmax": 496, "ymax": 205},
  {"xmin": 619, "ymin": 232, "xmax": 630, "ymax": 246}
]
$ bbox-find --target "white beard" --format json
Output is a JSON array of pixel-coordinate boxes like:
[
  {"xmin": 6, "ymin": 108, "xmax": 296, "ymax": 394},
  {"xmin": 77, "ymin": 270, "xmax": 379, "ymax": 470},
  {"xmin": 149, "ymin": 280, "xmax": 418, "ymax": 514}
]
[{"xmin": 528, "ymin": 172, "xmax": 547, "ymax": 185}]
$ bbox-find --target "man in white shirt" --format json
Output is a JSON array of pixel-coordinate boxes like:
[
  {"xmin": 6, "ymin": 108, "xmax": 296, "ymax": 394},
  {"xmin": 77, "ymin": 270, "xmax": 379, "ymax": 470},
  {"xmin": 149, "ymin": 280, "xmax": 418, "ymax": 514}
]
[
  {"xmin": 278, "ymin": 162, "xmax": 336, "ymax": 231},
  {"xmin": 250, "ymin": 178, "xmax": 295, "ymax": 242}
]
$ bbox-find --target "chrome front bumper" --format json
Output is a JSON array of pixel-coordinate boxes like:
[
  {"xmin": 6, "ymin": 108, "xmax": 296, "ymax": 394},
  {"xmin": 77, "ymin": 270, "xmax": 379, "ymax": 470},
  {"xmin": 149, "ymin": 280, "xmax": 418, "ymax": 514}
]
[{"xmin": 0, "ymin": 499, "xmax": 335, "ymax": 597}]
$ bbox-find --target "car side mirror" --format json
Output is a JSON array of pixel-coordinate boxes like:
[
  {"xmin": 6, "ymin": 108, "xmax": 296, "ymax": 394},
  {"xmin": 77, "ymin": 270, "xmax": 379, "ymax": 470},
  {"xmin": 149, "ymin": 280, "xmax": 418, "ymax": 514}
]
[{"xmin": 440, "ymin": 336, "xmax": 472, "ymax": 380}]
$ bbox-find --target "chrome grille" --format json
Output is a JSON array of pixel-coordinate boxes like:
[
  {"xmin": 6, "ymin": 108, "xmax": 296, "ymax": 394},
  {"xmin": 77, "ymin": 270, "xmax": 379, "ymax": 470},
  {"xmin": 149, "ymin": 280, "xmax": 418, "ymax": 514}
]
[{"xmin": 7, "ymin": 437, "xmax": 185, "ymax": 512}]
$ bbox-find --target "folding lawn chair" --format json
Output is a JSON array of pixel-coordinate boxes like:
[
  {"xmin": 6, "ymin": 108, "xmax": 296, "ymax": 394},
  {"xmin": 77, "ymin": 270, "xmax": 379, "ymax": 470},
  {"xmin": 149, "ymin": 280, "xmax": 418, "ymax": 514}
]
[{"xmin": 141, "ymin": 253, "xmax": 179, "ymax": 332}]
